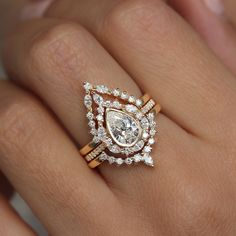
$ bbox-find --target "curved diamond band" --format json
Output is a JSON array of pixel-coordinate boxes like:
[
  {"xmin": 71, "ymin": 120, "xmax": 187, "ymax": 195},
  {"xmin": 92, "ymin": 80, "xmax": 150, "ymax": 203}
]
[{"xmin": 79, "ymin": 82, "xmax": 161, "ymax": 168}]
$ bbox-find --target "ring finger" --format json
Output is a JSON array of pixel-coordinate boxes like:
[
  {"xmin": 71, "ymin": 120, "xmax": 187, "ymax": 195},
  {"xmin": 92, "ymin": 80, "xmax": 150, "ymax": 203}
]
[{"xmin": 3, "ymin": 18, "xmax": 183, "ymax": 191}]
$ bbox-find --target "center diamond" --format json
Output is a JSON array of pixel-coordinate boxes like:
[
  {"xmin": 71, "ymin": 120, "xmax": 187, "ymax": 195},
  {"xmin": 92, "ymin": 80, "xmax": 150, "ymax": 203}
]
[{"xmin": 106, "ymin": 108, "xmax": 141, "ymax": 147}]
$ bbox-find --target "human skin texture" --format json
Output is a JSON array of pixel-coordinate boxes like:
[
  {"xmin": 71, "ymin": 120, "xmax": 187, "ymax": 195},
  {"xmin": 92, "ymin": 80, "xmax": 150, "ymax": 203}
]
[{"xmin": 0, "ymin": 0, "xmax": 236, "ymax": 235}]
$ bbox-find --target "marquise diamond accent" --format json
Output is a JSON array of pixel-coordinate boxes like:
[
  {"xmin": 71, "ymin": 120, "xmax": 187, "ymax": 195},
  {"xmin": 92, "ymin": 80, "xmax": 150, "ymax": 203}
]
[{"xmin": 83, "ymin": 81, "xmax": 158, "ymax": 167}]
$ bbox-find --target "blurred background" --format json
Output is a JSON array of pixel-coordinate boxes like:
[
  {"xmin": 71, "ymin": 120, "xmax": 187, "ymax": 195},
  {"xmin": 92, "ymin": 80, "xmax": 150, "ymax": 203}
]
[{"xmin": 0, "ymin": 0, "xmax": 47, "ymax": 235}]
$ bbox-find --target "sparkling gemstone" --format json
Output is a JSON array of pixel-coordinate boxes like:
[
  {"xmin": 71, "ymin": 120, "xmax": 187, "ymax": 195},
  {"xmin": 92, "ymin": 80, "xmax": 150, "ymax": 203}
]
[
  {"xmin": 104, "ymin": 138, "xmax": 113, "ymax": 146},
  {"xmin": 134, "ymin": 140, "xmax": 145, "ymax": 151},
  {"xmin": 93, "ymin": 136, "xmax": 100, "ymax": 143},
  {"xmin": 142, "ymin": 131, "xmax": 149, "ymax": 139},
  {"xmin": 125, "ymin": 158, "xmax": 133, "ymax": 165},
  {"xmin": 136, "ymin": 99, "xmax": 143, "ymax": 107},
  {"xmin": 148, "ymin": 138, "xmax": 155, "ymax": 145},
  {"xmin": 90, "ymin": 128, "xmax": 97, "ymax": 135},
  {"xmin": 113, "ymin": 88, "xmax": 121, "ymax": 97},
  {"xmin": 88, "ymin": 120, "xmax": 95, "ymax": 128},
  {"xmin": 141, "ymin": 117, "xmax": 150, "ymax": 129},
  {"xmin": 144, "ymin": 146, "xmax": 152, "ymax": 153},
  {"xmin": 97, "ymin": 127, "xmax": 106, "ymax": 139},
  {"xmin": 136, "ymin": 112, "xmax": 143, "ymax": 120},
  {"xmin": 99, "ymin": 152, "xmax": 107, "ymax": 161},
  {"xmin": 93, "ymin": 94, "xmax": 103, "ymax": 105},
  {"xmin": 96, "ymin": 85, "xmax": 109, "ymax": 93},
  {"xmin": 148, "ymin": 112, "xmax": 155, "ymax": 121},
  {"xmin": 125, "ymin": 104, "xmax": 138, "ymax": 113},
  {"xmin": 86, "ymin": 112, "xmax": 94, "ymax": 120},
  {"xmin": 106, "ymin": 109, "xmax": 141, "ymax": 147},
  {"xmin": 121, "ymin": 92, "xmax": 129, "ymax": 100},
  {"xmin": 96, "ymin": 114, "xmax": 104, "ymax": 122},
  {"xmin": 116, "ymin": 158, "xmax": 124, "ymax": 165},
  {"xmin": 150, "ymin": 129, "xmax": 157, "ymax": 136},
  {"xmin": 83, "ymin": 82, "xmax": 92, "ymax": 91},
  {"xmin": 108, "ymin": 145, "xmax": 120, "ymax": 153},
  {"xmin": 84, "ymin": 95, "xmax": 92, "ymax": 108},
  {"xmin": 108, "ymin": 156, "xmax": 116, "ymax": 164},
  {"xmin": 103, "ymin": 101, "xmax": 112, "ymax": 107},
  {"xmin": 97, "ymin": 107, "xmax": 104, "ymax": 114},
  {"xmin": 112, "ymin": 100, "xmax": 122, "ymax": 109},
  {"xmin": 133, "ymin": 154, "xmax": 142, "ymax": 163},
  {"xmin": 128, "ymin": 96, "xmax": 136, "ymax": 103},
  {"xmin": 143, "ymin": 155, "xmax": 154, "ymax": 166}
]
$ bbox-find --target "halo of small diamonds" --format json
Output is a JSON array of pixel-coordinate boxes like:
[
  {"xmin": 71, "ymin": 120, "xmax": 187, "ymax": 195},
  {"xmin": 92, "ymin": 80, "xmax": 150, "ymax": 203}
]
[{"xmin": 83, "ymin": 82, "xmax": 158, "ymax": 167}]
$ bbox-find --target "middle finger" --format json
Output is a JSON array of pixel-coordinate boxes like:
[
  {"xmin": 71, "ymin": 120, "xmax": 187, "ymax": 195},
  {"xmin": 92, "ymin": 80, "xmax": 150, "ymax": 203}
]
[{"xmin": 45, "ymin": 0, "xmax": 236, "ymax": 140}]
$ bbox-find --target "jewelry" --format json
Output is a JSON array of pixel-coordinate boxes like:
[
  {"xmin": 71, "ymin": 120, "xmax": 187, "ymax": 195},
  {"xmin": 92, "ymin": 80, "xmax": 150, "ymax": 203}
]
[{"xmin": 80, "ymin": 82, "xmax": 161, "ymax": 168}]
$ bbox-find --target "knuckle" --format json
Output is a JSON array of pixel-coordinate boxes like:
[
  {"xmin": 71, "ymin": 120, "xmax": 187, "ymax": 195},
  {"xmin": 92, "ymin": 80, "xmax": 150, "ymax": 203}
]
[
  {"xmin": 0, "ymin": 94, "xmax": 40, "ymax": 156},
  {"xmin": 103, "ymin": 0, "xmax": 167, "ymax": 38},
  {"xmin": 27, "ymin": 22, "xmax": 88, "ymax": 84}
]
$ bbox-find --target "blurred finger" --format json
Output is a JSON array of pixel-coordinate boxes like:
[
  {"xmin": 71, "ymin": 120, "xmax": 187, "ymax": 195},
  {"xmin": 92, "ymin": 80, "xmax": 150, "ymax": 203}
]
[
  {"xmin": 0, "ymin": 194, "xmax": 36, "ymax": 236},
  {"xmin": 0, "ymin": 80, "xmax": 113, "ymax": 235}
]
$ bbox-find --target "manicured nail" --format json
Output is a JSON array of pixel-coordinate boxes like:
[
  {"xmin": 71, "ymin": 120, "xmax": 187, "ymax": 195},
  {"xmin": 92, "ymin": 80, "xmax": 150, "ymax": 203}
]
[
  {"xmin": 204, "ymin": 0, "xmax": 224, "ymax": 15},
  {"xmin": 20, "ymin": 0, "xmax": 54, "ymax": 20}
]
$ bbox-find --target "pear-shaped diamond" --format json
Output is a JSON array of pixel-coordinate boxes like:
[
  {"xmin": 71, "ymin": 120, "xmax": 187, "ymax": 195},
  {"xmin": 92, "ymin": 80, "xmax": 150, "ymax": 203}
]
[{"xmin": 106, "ymin": 109, "xmax": 141, "ymax": 147}]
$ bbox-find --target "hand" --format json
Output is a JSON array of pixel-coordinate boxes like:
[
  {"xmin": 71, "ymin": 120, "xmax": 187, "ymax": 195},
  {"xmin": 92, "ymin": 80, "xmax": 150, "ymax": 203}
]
[{"xmin": 1, "ymin": 0, "xmax": 236, "ymax": 235}]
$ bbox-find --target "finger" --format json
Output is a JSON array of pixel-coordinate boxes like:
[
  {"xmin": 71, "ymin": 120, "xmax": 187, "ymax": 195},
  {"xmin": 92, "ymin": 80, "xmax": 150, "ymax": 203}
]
[
  {"xmin": 224, "ymin": 0, "xmax": 236, "ymax": 26},
  {"xmin": 45, "ymin": 0, "xmax": 236, "ymax": 139},
  {"xmin": 169, "ymin": 0, "xmax": 236, "ymax": 76},
  {"xmin": 0, "ymin": 194, "xmax": 36, "ymax": 236},
  {"xmin": 3, "ymin": 18, "xmax": 141, "ymax": 146},
  {"xmin": 2, "ymin": 17, "xmax": 184, "ymax": 192},
  {"xmin": 0, "ymin": 80, "xmax": 113, "ymax": 235}
]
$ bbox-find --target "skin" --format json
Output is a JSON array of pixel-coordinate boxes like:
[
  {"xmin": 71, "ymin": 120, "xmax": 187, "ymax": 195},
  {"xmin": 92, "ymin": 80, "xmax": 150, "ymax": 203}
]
[{"xmin": 0, "ymin": 0, "xmax": 236, "ymax": 235}]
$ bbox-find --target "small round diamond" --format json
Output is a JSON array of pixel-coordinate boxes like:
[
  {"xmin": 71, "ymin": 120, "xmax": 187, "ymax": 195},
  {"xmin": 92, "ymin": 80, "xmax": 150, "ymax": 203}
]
[
  {"xmin": 121, "ymin": 92, "xmax": 129, "ymax": 100},
  {"xmin": 142, "ymin": 132, "xmax": 149, "ymax": 139},
  {"xmin": 116, "ymin": 158, "xmax": 124, "ymax": 165},
  {"xmin": 150, "ymin": 129, "xmax": 157, "ymax": 136},
  {"xmin": 86, "ymin": 112, "xmax": 94, "ymax": 120},
  {"xmin": 88, "ymin": 120, "xmax": 95, "ymax": 128},
  {"xmin": 83, "ymin": 82, "xmax": 92, "ymax": 91},
  {"xmin": 141, "ymin": 117, "xmax": 150, "ymax": 129},
  {"xmin": 113, "ymin": 88, "xmax": 121, "ymax": 97},
  {"xmin": 104, "ymin": 138, "xmax": 113, "ymax": 146},
  {"xmin": 90, "ymin": 128, "xmax": 97, "ymax": 135},
  {"xmin": 108, "ymin": 156, "xmax": 116, "ymax": 164},
  {"xmin": 103, "ymin": 101, "xmax": 111, "ymax": 107},
  {"xmin": 125, "ymin": 158, "xmax": 133, "ymax": 165},
  {"xmin": 112, "ymin": 100, "xmax": 122, "ymax": 109},
  {"xmin": 99, "ymin": 152, "xmax": 107, "ymax": 161},
  {"xmin": 96, "ymin": 114, "xmax": 104, "ymax": 122},
  {"xmin": 97, "ymin": 127, "xmax": 106, "ymax": 139},
  {"xmin": 128, "ymin": 96, "xmax": 136, "ymax": 103},
  {"xmin": 144, "ymin": 146, "xmax": 152, "ymax": 153},
  {"xmin": 136, "ymin": 112, "xmax": 143, "ymax": 120},
  {"xmin": 97, "ymin": 107, "xmax": 104, "ymax": 114},
  {"xmin": 133, "ymin": 154, "xmax": 142, "ymax": 163},
  {"xmin": 148, "ymin": 138, "xmax": 155, "ymax": 145},
  {"xmin": 136, "ymin": 99, "xmax": 143, "ymax": 107},
  {"xmin": 93, "ymin": 136, "xmax": 100, "ymax": 143}
]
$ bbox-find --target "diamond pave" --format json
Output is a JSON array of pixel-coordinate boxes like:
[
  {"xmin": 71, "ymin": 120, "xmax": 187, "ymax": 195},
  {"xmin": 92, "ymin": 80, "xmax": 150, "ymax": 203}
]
[{"xmin": 83, "ymin": 82, "xmax": 158, "ymax": 167}]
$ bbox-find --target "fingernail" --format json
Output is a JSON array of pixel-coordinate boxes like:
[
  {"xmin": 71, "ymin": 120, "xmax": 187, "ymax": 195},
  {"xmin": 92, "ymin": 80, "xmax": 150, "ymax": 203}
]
[
  {"xmin": 204, "ymin": 0, "xmax": 224, "ymax": 15},
  {"xmin": 20, "ymin": 0, "xmax": 54, "ymax": 20}
]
